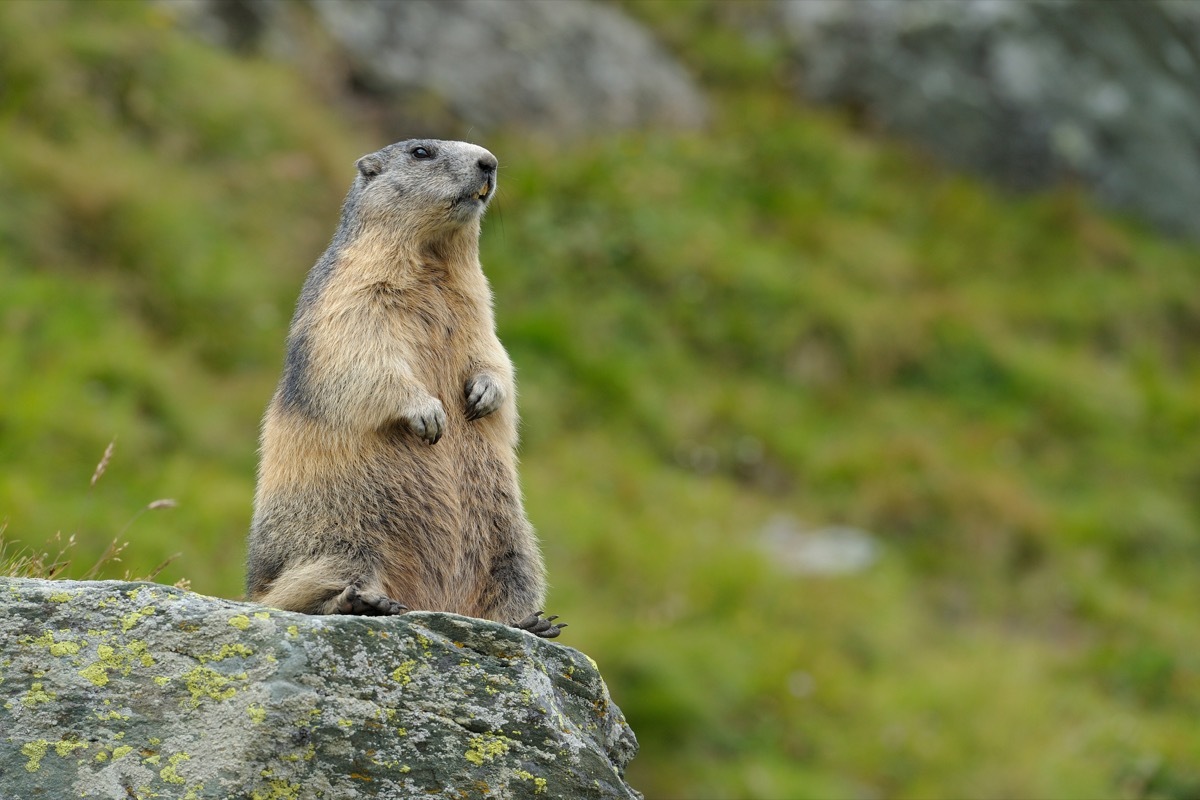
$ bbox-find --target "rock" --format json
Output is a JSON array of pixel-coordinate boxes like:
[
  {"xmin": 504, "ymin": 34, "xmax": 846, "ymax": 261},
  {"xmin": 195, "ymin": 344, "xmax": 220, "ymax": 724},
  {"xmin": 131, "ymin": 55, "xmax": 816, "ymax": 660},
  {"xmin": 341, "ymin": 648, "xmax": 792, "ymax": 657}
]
[
  {"xmin": 759, "ymin": 515, "xmax": 879, "ymax": 576},
  {"xmin": 161, "ymin": 0, "xmax": 708, "ymax": 138},
  {"xmin": 776, "ymin": 0, "xmax": 1200, "ymax": 239},
  {"xmin": 0, "ymin": 577, "xmax": 640, "ymax": 799}
]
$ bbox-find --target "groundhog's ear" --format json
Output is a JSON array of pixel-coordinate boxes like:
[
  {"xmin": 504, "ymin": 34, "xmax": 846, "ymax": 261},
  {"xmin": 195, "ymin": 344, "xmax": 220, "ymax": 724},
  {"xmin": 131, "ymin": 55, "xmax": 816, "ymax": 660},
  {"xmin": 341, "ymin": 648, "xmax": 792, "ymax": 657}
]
[{"xmin": 356, "ymin": 154, "xmax": 384, "ymax": 180}]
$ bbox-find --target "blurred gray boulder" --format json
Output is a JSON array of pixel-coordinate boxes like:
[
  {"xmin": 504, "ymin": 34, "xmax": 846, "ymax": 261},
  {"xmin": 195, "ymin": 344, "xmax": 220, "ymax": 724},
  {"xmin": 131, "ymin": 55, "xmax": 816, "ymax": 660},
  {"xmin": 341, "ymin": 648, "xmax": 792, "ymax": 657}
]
[
  {"xmin": 777, "ymin": 0, "xmax": 1200, "ymax": 238},
  {"xmin": 164, "ymin": 0, "xmax": 708, "ymax": 138},
  {"xmin": 0, "ymin": 577, "xmax": 640, "ymax": 799}
]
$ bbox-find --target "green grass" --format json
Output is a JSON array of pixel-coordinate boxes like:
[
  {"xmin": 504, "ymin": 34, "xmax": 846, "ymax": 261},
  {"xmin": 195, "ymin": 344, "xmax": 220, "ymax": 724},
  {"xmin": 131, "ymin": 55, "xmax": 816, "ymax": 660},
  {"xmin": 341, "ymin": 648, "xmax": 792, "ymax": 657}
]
[{"xmin": 2, "ymin": 2, "xmax": 1199, "ymax": 797}]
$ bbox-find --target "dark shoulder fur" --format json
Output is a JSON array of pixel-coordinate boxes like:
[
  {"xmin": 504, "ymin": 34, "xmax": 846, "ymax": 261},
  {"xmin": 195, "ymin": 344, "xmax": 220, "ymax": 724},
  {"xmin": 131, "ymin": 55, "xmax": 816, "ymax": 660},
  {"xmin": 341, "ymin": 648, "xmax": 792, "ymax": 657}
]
[{"xmin": 276, "ymin": 180, "xmax": 369, "ymax": 415}]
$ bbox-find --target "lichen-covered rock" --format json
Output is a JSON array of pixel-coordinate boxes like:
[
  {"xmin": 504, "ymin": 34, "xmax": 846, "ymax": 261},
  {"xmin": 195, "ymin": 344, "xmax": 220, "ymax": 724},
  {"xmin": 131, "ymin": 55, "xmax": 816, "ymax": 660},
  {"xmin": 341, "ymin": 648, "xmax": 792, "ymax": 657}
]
[{"xmin": 0, "ymin": 577, "xmax": 640, "ymax": 799}]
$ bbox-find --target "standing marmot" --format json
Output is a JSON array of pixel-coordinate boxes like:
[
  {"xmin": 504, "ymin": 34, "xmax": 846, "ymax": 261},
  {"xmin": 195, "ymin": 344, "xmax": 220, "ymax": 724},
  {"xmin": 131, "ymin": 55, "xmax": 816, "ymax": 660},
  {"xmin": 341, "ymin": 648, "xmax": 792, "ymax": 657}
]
[{"xmin": 246, "ymin": 139, "xmax": 562, "ymax": 638}]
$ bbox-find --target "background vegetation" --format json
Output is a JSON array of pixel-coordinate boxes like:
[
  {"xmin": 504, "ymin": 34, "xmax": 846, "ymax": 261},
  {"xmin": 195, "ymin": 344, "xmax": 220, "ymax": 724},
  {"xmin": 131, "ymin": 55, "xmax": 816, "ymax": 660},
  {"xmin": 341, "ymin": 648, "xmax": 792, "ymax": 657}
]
[{"xmin": 2, "ymin": 2, "xmax": 1198, "ymax": 798}]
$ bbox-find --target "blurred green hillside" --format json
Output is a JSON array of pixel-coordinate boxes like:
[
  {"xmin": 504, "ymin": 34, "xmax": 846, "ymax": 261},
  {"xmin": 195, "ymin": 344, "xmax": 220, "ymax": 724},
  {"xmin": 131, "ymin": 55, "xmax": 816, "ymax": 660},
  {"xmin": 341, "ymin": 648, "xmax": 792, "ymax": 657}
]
[{"xmin": 3, "ymin": 2, "xmax": 1200, "ymax": 798}]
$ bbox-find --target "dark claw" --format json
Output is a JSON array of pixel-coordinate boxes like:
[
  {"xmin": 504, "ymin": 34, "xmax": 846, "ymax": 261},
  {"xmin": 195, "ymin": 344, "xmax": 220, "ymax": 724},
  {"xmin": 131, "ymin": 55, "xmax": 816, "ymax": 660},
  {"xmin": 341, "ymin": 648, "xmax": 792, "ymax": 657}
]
[
  {"xmin": 513, "ymin": 610, "xmax": 567, "ymax": 639},
  {"xmin": 335, "ymin": 585, "xmax": 408, "ymax": 617}
]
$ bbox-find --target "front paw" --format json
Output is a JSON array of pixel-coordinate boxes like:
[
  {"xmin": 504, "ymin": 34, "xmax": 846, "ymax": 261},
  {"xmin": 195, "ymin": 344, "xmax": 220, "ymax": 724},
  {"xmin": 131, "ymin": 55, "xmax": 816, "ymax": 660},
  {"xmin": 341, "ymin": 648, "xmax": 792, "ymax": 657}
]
[
  {"xmin": 401, "ymin": 397, "xmax": 446, "ymax": 444},
  {"xmin": 464, "ymin": 374, "xmax": 505, "ymax": 421}
]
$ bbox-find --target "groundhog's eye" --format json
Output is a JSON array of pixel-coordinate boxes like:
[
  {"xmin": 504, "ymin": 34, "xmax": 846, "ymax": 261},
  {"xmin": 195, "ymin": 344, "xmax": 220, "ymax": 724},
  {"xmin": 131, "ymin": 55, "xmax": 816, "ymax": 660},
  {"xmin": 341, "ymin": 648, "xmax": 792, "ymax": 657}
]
[{"xmin": 411, "ymin": 147, "xmax": 432, "ymax": 160}]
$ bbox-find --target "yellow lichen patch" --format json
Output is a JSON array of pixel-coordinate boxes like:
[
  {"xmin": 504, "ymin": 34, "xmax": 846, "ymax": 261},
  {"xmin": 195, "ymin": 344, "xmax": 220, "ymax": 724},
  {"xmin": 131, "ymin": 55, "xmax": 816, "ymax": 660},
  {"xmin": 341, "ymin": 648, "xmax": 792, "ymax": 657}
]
[
  {"xmin": 248, "ymin": 704, "xmax": 267, "ymax": 724},
  {"xmin": 24, "ymin": 629, "xmax": 82, "ymax": 657},
  {"xmin": 50, "ymin": 639, "xmax": 81, "ymax": 657},
  {"xmin": 180, "ymin": 666, "xmax": 244, "ymax": 708},
  {"xmin": 154, "ymin": 676, "xmax": 171, "ymax": 686},
  {"xmin": 48, "ymin": 592, "xmax": 73, "ymax": 603},
  {"xmin": 464, "ymin": 734, "xmax": 510, "ymax": 765},
  {"xmin": 337, "ymin": 718, "xmax": 353, "ymax": 728},
  {"xmin": 120, "ymin": 606, "xmax": 156, "ymax": 632},
  {"xmin": 125, "ymin": 588, "xmax": 142, "ymax": 601},
  {"xmin": 54, "ymin": 739, "xmax": 88, "ymax": 758},
  {"xmin": 112, "ymin": 745, "xmax": 134, "ymax": 760},
  {"xmin": 79, "ymin": 662, "xmax": 110, "ymax": 687},
  {"xmin": 160, "ymin": 752, "xmax": 191, "ymax": 784},
  {"xmin": 250, "ymin": 778, "xmax": 302, "ymax": 800},
  {"xmin": 94, "ymin": 709, "xmax": 129, "ymax": 721},
  {"xmin": 197, "ymin": 643, "xmax": 254, "ymax": 664},
  {"xmin": 79, "ymin": 640, "xmax": 153, "ymax": 686},
  {"xmin": 22, "ymin": 682, "xmax": 55, "ymax": 707},
  {"xmin": 512, "ymin": 769, "xmax": 548, "ymax": 794},
  {"xmin": 253, "ymin": 611, "xmax": 270, "ymax": 619},
  {"xmin": 95, "ymin": 750, "xmax": 109, "ymax": 762},
  {"xmin": 228, "ymin": 615, "xmax": 251, "ymax": 630},
  {"xmin": 390, "ymin": 659, "xmax": 417, "ymax": 685},
  {"xmin": 21, "ymin": 739, "xmax": 48, "ymax": 772},
  {"xmin": 286, "ymin": 625, "xmax": 299, "ymax": 637},
  {"xmin": 125, "ymin": 639, "xmax": 156, "ymax": 667}
]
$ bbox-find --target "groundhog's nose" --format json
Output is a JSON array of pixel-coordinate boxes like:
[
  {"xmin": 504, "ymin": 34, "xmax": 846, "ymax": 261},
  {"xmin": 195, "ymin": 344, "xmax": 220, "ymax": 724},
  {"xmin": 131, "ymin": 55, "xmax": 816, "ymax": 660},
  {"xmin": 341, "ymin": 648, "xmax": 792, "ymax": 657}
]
[{"xmin": 477, "ymin": 154, "xmax": 497, "ymax": 175}]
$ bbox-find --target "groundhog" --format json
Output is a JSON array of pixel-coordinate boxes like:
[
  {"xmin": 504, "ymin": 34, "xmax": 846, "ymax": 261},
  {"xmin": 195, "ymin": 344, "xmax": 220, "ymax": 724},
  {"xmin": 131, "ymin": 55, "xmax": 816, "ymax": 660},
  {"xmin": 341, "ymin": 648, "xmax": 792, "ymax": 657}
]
[{"xmin": 246, "ymin": 139, "xmax": 563, "ymax": 638}]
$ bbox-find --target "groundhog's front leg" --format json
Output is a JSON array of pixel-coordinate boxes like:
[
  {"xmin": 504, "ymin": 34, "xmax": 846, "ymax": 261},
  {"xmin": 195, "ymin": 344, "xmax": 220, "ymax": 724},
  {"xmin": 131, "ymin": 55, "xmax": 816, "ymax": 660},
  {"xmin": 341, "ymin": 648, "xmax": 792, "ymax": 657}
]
[
  {"xmin": 463, "ymin": 373, "xmax": 506, "ymax": 421},
  {"xmin": 398, "ymin": 394, "xmax": 447, "ymax": 444}
]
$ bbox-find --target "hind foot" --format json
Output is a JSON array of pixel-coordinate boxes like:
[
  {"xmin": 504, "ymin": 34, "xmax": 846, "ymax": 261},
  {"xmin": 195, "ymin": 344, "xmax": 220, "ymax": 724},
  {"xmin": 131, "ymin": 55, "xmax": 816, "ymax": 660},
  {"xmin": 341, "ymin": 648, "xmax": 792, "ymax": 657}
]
[
  {"xmin": 334, "ymin": 585, "xmax": 408, "ymax": 616},
  {"xmin": 514, "ymin": 610, "xmax": 567, "ymax": 639}
]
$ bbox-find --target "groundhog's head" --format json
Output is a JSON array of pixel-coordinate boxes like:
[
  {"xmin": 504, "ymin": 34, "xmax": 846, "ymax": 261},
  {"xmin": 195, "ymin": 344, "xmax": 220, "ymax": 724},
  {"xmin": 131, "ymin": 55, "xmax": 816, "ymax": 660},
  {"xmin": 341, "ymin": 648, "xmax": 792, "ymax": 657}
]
[{"xmin": 349, "ymin": 139, "xmax": 498, "ymax": 237}]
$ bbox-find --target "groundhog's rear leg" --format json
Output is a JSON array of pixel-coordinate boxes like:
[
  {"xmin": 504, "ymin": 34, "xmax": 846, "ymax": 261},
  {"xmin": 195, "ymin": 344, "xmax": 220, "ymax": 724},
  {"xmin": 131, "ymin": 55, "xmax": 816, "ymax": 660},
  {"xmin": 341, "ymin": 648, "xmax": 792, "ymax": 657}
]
[
  {"xmin": 252, "ymin": 558, "xmax": 408, "ymax": 616},
  {"xmin": 331, "ymin": 585, "xmax": 408, "ymax": 616},
  {"xmin": 469, "ymin": 543, "xmax": 566, "ymax": 638},
  {"xmin": 514, "ymin": 611, "xmax": 567, "ymax": 638}
]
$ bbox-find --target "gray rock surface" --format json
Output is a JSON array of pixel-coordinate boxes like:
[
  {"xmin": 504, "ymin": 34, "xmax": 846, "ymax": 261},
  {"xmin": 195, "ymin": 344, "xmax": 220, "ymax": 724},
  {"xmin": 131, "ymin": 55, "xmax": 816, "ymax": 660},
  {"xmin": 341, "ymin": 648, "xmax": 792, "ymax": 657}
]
[
  {"xmin": 163, "ymin": 0, "xmax": 708, "ymax": 138},
  {"xmin": 777, "ymin": 0, "xmax": 1200, "ymax": 239},
  {"xmin": 0, "ymin": 577, "xmax": 639, "ymax": 799}
]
